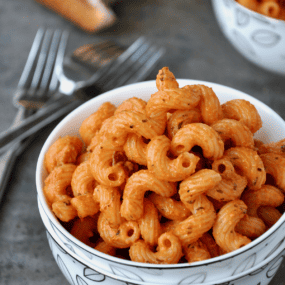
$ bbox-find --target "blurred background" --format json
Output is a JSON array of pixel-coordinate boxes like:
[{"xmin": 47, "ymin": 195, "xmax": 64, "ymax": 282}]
[{"xmin": 0, "ymin": 0, "xmax": 285, "ymax": 284}]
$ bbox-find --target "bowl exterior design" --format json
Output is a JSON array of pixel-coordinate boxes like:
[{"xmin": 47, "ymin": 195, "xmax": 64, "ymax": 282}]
[
  {"xmin": 213, "ymin": 247, "xmax": 285, "ymax": 285},
  {"xmin": 40, "ymin": 196, "xmax": 285, "ymax": 285},
  {"xmin": 36, "ymin": 80, "xmax": 285, "ymax": 284},
  {"xmin": 212, "ymin": 0, "xmax": 285, "ymax": 75},
  {"xmin": 46, "ymin": 231, "xmax": 128, "ymax": 285},
  {"xmin": 43, "ymin": 200, "xmax": 285, "ymax": 285}
]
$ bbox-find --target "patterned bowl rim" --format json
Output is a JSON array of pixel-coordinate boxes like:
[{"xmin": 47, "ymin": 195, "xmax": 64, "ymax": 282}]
[
  {"xmin": 36, "ymin": 79, "xmax": 285, "ymax": 269},
  {"xmin": 43, "ymin": 196, "xmax": 285, "ymax": 285},
  {"xmin": 226, "ymin": 0, "xmax": 285, "ymax": 26}
]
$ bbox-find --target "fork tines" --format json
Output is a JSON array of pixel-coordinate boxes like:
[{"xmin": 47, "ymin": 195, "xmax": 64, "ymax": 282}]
[
  {"xmin": 16, "ymin": 28, "xmax": 69, "ymax": 109},
  {"xmin": 71, "ymin": 40, "xmax": 125, "ymax": 70},
  {"xmin": 84, "ymin": 37, "xmax": 166, "ymax": 95}
]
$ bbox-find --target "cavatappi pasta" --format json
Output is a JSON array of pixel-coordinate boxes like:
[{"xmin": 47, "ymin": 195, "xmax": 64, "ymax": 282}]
[
  {"xmin": 43, "ymin": 67, "xmax": 285, "ymax": 264},
  {"xmin": 236, "ymin": 0, "xmax": 285, "ymax": 21}
]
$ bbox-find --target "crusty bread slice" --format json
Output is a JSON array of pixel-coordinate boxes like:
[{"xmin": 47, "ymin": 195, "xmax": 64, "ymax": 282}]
[{"xmin": 35, "ymin": 0, "xmax": 117, "ymax": 33}]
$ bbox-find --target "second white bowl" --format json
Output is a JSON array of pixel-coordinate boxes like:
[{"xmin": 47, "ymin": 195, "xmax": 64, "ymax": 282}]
[{"xmin": 212, "ymin": 0, "xmax": 285, "ymax": 75}]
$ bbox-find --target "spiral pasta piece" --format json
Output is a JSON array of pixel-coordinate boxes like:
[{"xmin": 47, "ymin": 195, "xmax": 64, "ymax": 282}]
[
  {"xmin": 76, "ymin": 151, "xmax": 91, "ymax": 164},
  {"xmin": 79, "ymin": 102, "xmax": 116, "ymax": 146},
  {"xmin": 99, "ymin": 110, "xmax": 165, "ymax": 149},
  {"xmin": 123, "ymin": 160, "xmax": 139, "ymax": 178},
  {"xmin": 171, "ymin": 123, "xmax": 224, "ymax": 159},
  {"xmin": 70, "ymin": 216, "xmax": 98, "ymax": 247},
  {"xmin": 173, "ymin": 195, "xmax": 216, "ymax": 245},
  {"xmin": 121, "ymin": 170, "xmax": 177, "ymax": 221},
  {"xmin": 236, "ymin": 0, "xmax": 258, "ymax": 11},
  {"xmin": 97, "ymin": 212, "xmax": 140, "ymax": 248},
  {"xmin": 123, "ymin": 133, "xmax": 148, "ymax": 166},
  {"xmin": 44, "ymin": 164, "xmax": 77, "ymax": 204},
  {"xmin": 200, "ymin": 232, "xmax": 221, "ymax": 258},
  {"xmin": 207, "ymin": 174, "xmax": 247, "ymax": 202},
  {"xmin": 257, "ymin": 206, "xmax": 283, "ymax": 227},
  {"xmin": 160, "ymin": 219, "xmax": 181, "ymax": 234},
  {"xmin": 87, "ymin": 131, "xmax": 101, "ymax": 153},
  {"xmin": 235, "ymin": 214, "xmax": 267, "ymax": 239},
  {"xmin": 129, "ymin": 232, "xmax": 183, "ymax": 264},
  {"xmin": 71, "ymin": 161, "xmax": 97, "ymax": 196},
  {"xmin": 94, "ymin": 240, "xmax": 116, "ymax": 256},
  {"xmin": 222, "ymin": 99, "xmax": 262, "ymax": 133},
  {"xmin": 71, "ymin": 193, "xmax": 100, "ymax": 219},
  {"xmin": 212, "ymin": 157, "xmax": 236, "ymax": 179},
  {"xmin": 147, "ymin": 135, "xmax": 200, "ymax": 182},
  {"xmin": 209, "ymin": 158, "xmax": 247, "ymax": 201},
  {"xmin": 146, "ymin": 85, "xmax": 201, "ymax": 120},
  {"xmin": 260, "ymin": 153, "xmax": 285, "ymax": 192},
  {"xmin": 149, "ymin": 193, "xmax": 191, "ymax": 220},
  {"xmin": 254, "ymin": 139, "xmax": 265, "ymax": 152},
  {"xmin": 213, "ymin": 200, "xmax": 251, "ymax": 253},
  {"xmin": 93, "ymin": 185, "xmax": 123, "ymax": 228},
  {"xmin": 139, "ymin": 199, "xmax": 161, "ymax": 246},
  {"xmin": 258, "ymin": 138, "xmax": 285, "ymax": 156},
  {"xmin": 211, "ymin": 119, "xmax": 254, "ymax": 149},
  {"xmin": 196, "ymin": 84, "xmax": 223, "ymax": 125},
  {"xmin": 114, "ymin": 97, "xmax": 147, "ymax": 115},
  {"xmin": 241, "ymin": 185, "xmax": 284, "ymax": 217},
  {"xmin": 167, "ymin": 109, "xmax": 202, "ymax": 139},
  {"xmin": 44, "ymin": 136, "xmax": 83, "ymax": 173},
  {"xmin": 52, "ymin": 195, "xmax": 78, "ymax": 222},
  {"xmin": 89, "ymin": 145, "xmax": 127, "ymax": 187},
  {"xmin": 179, "ymin": 169, "xmax": 222, "ymax": 203},
  {"xmin": 225, "ymin": 147, "xmax": 266, "ymax": 190},
  {"xmin": 183, "ymin": 240, "xmax": 211, "ymax": 263},
  {"xmin": 208, "ymin": 196, "xmax": 228, "ymax": 211},
  {"xmin": 259, "ymin": 1, "xmax": 280, "ymax": 18},
  {"xmin": 156, "ymin": 66, "xmax": 179, "ymax": 91}
]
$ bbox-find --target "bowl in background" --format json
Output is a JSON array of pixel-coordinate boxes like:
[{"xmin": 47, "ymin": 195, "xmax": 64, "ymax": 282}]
[
  {"xmin": 211, "ymin": 0, "xmax": 285, "ymax": 75},
  {"xmin": 36, "ymin": 80, "xmax": 285, "ymax": 284}
]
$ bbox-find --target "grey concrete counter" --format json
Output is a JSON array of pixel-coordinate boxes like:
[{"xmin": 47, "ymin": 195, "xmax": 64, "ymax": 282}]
[{"xmin": 0, "ymin": 1, "xmax": 284, "ymax": 284}]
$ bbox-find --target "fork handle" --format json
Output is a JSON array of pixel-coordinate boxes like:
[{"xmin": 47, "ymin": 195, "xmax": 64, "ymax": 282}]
[
  {"xmin": 0, "ymin": 107, "xmax": 34, "ymax": 204},
  {"xmin": 0, "ymin": 141, "xmax": 23, "ymax": 204},
  {"xmin": 0, "ymin": 95, "xmax": 82, "ymax": 155},
  {"xmin": 0, "ymin": 107, "xmax": 25, "ymax": 204}
]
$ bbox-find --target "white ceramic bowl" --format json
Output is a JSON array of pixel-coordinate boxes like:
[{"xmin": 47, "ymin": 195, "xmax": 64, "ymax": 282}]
[
  {"xmin": 36, "ymin": 80, "xmax": 285, "ymax": 284},
  {"xmin": 211, "ymin": 0, "xmax": 285, "ymax": 75},
  {"xmin": 39, "ymin": 196, "xmax": 285, "ymax": 285}
]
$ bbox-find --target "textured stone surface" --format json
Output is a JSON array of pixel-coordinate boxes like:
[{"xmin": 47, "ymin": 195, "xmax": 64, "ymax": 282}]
[{"xmin": 0, "ymin": 0, "xmax": 284, "ymax": 284}]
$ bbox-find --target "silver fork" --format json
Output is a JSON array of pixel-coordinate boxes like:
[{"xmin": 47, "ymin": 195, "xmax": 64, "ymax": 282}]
[
  {"xmin": 15, "ymin": 28, "xmax": 70, "ymax": 109},
  {"xmin": 0, "ymin": 107, "xmax": 29, "ymax": 204},
  {"xmin": 0, "ymin": 28, "xmax": 70, "ymax": 203},
  {"xmin": 58, "ymin": 36, "xmax": 165, "ymax": 97},
  {"xmin": 0, "ymin": 37, "xmax": 165, "ymax": 155}
]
